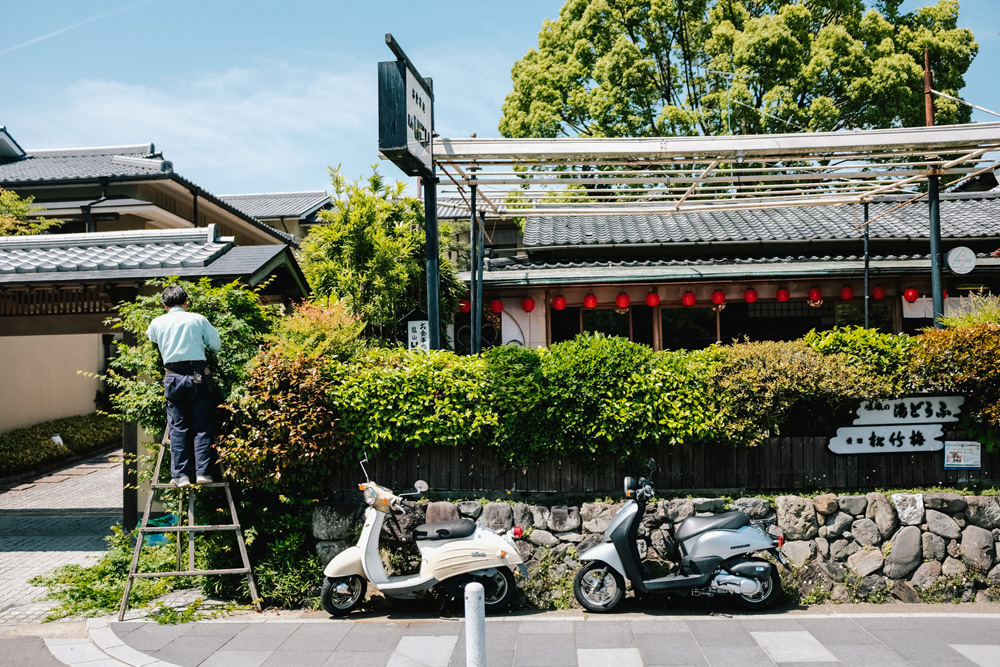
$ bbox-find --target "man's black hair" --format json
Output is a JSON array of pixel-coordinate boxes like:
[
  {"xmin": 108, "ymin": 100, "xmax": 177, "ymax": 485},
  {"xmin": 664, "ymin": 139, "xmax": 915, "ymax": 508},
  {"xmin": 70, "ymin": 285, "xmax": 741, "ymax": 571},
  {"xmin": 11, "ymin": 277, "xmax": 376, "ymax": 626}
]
[{"xmin": 161, "ymin": 286, "xmax": 188, "ymax": 308}]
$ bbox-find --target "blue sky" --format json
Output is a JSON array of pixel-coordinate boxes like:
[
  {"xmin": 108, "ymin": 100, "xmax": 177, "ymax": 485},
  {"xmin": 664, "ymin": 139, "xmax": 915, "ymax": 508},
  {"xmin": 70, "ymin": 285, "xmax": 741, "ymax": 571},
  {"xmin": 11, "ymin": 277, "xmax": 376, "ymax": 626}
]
[{"xmin": 2, "ymin": 0, "xmax": 998, "ymax": 198}]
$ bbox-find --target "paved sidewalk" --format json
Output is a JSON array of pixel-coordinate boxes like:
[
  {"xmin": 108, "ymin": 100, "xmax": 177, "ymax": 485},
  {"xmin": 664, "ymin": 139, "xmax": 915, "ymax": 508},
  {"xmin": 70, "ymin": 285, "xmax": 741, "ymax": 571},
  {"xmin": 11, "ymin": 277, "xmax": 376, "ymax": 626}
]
[
  {"xmin": 0, "ymin": 450, "xmax": 123, "ymax": 623},
  {"xmin": 30, "ymin": 611, "xmax": 1000, "ymax": 667}
]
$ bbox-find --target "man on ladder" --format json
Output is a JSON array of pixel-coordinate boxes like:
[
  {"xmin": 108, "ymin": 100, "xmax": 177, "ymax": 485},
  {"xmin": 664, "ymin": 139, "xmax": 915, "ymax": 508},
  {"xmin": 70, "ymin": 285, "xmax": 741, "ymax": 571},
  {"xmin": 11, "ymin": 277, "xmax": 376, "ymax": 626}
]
[{"xmin": 147, "ymin": 285, "xmax": 221, "ymax": 487}]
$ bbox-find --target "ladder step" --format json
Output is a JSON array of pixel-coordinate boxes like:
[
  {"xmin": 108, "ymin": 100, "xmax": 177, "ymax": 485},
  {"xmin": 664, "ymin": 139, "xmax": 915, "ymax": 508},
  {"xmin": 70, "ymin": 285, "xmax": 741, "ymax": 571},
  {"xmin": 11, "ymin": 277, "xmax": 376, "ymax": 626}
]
[
  {"xmin": 151, "ymin": 482, "xmax": 229, "ymax": 489},
  {"xmin": 131, "ymin": 567, "xmax": 250, "ymax": 578},
  {"xmin": 142, "ymin": 524, "xmax": 240, "ymax": 533}
]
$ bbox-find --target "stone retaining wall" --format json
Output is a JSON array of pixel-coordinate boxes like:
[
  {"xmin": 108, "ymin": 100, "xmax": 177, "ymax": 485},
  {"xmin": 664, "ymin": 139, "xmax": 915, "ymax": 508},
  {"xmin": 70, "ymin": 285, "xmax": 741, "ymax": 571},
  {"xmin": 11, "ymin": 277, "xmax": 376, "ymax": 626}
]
[{"xmin": 312, "ymin": 491, "xmax": 1000, "ymax": 606}]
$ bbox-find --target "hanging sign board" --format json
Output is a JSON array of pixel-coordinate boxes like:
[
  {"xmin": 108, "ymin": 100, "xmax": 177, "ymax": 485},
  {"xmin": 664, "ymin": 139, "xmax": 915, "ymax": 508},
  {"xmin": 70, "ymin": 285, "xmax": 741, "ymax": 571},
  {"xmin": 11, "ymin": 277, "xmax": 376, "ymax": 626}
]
[
  {"xmin": 378, "ymin": 35, "xmax": 434, "ymax": 177},
  {"xmin": 944, "ymin": 441, "xmax": 982, "ymax": 469},
  {"xmin": 828, "ymin": 395, "xmax": 963, "ymax": 455}
]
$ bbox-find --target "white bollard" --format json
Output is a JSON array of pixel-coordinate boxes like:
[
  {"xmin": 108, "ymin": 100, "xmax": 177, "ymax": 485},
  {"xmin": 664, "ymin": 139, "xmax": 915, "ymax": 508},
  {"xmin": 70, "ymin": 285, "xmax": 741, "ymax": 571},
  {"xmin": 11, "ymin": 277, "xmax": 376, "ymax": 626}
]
[{"xmin": 464, "ymin": 582, "xmax": 486, "ymax": 667}]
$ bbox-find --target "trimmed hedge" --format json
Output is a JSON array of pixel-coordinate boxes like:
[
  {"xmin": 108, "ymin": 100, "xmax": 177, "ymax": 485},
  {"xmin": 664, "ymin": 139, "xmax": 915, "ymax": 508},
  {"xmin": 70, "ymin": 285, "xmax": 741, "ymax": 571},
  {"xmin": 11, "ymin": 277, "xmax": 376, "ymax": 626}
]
[{"xmin": 0, "ymin": 413, "xmax": 121, "ymax": 477}]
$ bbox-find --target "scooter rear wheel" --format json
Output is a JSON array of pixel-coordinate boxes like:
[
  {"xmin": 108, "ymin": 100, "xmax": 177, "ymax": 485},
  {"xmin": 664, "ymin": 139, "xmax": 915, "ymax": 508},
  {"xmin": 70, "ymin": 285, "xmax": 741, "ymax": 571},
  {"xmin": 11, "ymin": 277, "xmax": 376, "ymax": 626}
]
[
  {"xmin": 321, "ymin": 575, "xmax": 366, "ymax": 616},
  {"xmin": 734, "ymin": 561, "xmax": 782, "ymax": 610},
  {"xmin": 480, "ymin": 567, "xmax": 517, "ymax": 613},
  {"xmin": 574, "ymin": 561, "xmax": 625, "ymax": 612}
]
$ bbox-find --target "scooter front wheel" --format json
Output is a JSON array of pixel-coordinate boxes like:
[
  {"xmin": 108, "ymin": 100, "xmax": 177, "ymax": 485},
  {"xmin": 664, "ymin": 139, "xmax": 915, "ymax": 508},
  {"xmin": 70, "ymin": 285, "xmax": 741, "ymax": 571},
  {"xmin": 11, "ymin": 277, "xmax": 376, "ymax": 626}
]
[
  {"xmin": 574, "ymin": 561, "xmax": 625, "ymax": 612},
  {"xmin": 320, "ymin": 575, "xmax": 366, "ymax": 616}
]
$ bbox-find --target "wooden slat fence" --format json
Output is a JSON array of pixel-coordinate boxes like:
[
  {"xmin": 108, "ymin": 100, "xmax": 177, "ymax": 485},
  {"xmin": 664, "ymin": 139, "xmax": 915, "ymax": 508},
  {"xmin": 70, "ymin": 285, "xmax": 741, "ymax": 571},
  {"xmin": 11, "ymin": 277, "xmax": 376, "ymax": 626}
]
[{"xmin": 330, "ymin": 434, "xmax": 997, "ymax": 494}]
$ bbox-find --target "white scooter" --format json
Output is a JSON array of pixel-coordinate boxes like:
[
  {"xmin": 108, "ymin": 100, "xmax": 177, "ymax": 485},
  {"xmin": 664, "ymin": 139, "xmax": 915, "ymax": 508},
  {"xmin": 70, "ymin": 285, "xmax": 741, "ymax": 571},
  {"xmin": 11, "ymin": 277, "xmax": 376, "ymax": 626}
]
[{"xmin": 320, "ymin": 465, "xmax": 527, "ymax": 616}]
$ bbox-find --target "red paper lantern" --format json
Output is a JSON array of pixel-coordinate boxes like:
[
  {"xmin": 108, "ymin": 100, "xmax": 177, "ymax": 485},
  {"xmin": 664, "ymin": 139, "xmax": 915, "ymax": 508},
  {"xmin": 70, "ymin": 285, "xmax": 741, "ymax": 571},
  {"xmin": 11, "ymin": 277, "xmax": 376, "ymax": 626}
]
[
  {"xmin": 903, "ymin": 288, "xmax": 919, "ymax": 303},
  {"xmin": 489, "ymin": 299, "xmax": 504, "ymax": 313},
  {"xmin": 458, "ymin": 299, "xmax": 472, "ymax": 314},
  {"xmin": 552, "ymin": 295, "xmax": 567, "ymax": 311},
  {"xmin": 711, "ymin": 290, "xmax": 726, "ymax": 305},
  {"xmin": 521, "ymin": 297, "xmax": 535, "ymax": 312},
  {"xmin": 583, "ymin": 293, "xmax": 598, "ymax": 309},
  {"xmin": 808, "ymin": 287, "xmax": 823, "ymax": 302},
  {"xmin": 943, "ymin": 289, "xmax": 949, "ymax": 300},
  {"xmin": 681, "ymin": 291, "xmax": 696, "ymax": 306},
  {"xmin": 872, "ymin": 285, "xmax": 886, "ymax": 300},
  {"xmin": 645, "ymin": 292, "xmax": 660, "ymax": 307},
  {"xmin": 616, "ymin": 293, "xmax": 630, "ymax": 308},
  {"xmin": 744, "ymin": 288, "xmax": 758, "ymax": 304},
  {"xmin": 840, "ymin": 286, "xmax": 854, "ymax": 301},
  {"xmin": 776, "ymin": 287, "xmax": 790, "ymax": 303}
]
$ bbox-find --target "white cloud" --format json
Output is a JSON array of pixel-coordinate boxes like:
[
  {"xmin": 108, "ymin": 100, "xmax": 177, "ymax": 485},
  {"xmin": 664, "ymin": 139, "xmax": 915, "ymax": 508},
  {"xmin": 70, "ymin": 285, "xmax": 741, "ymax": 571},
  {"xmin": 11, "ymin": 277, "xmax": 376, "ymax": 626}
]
[{"xmin": 8, "ymin": 59, "xmax": 379, "ymax": 194}]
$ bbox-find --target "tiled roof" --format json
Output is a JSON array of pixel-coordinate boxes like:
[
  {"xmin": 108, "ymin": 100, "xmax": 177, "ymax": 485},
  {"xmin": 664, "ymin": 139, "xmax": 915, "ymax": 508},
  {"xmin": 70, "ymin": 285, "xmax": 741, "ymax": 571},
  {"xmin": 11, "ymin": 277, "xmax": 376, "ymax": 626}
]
[
  {"xmin": 437, "ymin": 197, "xmax": 511, "ymax": 219},
  {"xmin": 219, "ymin": 192, "xmax": 332, "ymax": 220},
  {"xmin": 0, "ymin": 226, "xmax": 231, "ymax": 280},
  {"xmin": 0, "ymin": 144, "xmax": 172, "ymax": 183},
  {"xmin": 523, "ymin": 193, "xmax": 1000, "ymax": 247}
]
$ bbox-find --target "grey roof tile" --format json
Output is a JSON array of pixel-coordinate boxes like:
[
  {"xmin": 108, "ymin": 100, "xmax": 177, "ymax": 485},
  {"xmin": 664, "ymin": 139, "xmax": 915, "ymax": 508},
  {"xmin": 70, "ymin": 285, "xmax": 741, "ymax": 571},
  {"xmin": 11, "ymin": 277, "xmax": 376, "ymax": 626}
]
[
  {"xmin": 523, "ymin": 193, "xmax": 1000, "ymax": 247},
  {"xmin": 219, "ymin": 192, "xmax": 332, "ymax": 219},
  {"xmin": 0, "ymin": 144, "xmax": 172, "ymax": 182}
]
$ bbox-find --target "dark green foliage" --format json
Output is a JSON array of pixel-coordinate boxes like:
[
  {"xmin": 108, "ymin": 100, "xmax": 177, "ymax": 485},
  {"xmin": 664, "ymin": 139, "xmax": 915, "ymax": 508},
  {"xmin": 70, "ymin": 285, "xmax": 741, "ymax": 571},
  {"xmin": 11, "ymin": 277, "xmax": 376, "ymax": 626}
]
[
  {"xmin": 0, "ymin": 413, "xmax": 120, "ymax": 477},
  {"xmin": 104, "ymin": 278, "xmax": 279, "ymax": 439},
  {"xmin": 910, "ymin": 323, "xmax": 1000, "ymax": 448},
  {"xmin": 200, "ymin": 494, "xmax": 320, "ymax": 610},
  {"xmin": 483, "ymin": 344, "xmax": 551, "ymax": 465}
]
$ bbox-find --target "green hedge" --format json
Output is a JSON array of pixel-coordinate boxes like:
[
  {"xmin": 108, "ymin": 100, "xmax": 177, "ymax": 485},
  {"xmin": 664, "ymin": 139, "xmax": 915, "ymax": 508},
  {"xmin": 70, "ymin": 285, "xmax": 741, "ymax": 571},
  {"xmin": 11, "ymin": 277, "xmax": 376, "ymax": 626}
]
[{"xmin": 0, "ymin": 413, "xmax": 121, "ymax": 477}]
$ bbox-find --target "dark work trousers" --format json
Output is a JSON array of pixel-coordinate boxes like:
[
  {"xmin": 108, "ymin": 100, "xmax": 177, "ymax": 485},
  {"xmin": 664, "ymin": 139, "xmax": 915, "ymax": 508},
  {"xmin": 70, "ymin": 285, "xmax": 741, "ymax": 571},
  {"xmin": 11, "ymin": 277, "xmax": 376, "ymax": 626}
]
[{"xmin": 164, "ymin": 371, "xmax": 216, "ymax": 479}]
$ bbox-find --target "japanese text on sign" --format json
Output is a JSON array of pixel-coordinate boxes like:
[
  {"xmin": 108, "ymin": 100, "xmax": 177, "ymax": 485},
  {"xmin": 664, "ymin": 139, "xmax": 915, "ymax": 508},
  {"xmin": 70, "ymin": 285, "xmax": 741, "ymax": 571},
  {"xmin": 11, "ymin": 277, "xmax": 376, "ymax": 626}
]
[
  {"xmin": 828, "ymin": 395, "xmax": 962, "ymax": 455},
  {"xmin": 407, "ymin": 320, "xmax": 430, "ymax": 351},
  {"xmin": 852, "ymin": 396, "xmax": 963, "ymax": 425}
]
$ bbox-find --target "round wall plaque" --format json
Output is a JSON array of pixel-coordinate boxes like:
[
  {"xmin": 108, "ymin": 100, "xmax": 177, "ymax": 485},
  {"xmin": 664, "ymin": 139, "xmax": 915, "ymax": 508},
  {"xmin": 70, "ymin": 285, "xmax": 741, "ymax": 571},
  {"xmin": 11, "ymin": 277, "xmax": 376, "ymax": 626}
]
[{"xmin": 946, "ymin": 246, "xmax": 976, "ymax": 275}]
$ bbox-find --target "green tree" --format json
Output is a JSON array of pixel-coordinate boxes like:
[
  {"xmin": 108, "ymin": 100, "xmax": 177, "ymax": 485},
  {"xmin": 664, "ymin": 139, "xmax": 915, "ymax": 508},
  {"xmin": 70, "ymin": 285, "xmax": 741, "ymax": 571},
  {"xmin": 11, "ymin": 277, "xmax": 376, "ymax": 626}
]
[
  {"xmin": 299, "ymin": 167, "xmax": 462, "ymax": 341},
  {"xmin": 499, "ymin": 0, "xmax": 977, "ymax": 139},
  {"xmin": 0, "ymin": 188, "xmax": 62, "ymax": 235}
]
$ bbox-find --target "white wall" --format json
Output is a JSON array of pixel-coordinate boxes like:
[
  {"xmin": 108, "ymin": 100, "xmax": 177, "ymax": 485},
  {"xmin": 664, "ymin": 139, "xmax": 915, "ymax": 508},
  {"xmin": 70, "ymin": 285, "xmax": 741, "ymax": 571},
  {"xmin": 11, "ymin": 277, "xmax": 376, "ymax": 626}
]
[{"xmin": 0, "ymin": 334, "xmax": 104, "ymax": 432}]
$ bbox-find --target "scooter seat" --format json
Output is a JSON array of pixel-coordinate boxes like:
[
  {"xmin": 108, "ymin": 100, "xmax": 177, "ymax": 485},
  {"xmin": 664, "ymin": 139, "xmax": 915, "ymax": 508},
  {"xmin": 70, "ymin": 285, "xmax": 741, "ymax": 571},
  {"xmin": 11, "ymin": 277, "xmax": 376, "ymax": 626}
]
[
  {"xmin": 413, "ymin": 519, "xmax": 477, "ymax": 541},
  {"xmin": 674, "ymin": 510, "xmax": 749, "ymax": 542}
]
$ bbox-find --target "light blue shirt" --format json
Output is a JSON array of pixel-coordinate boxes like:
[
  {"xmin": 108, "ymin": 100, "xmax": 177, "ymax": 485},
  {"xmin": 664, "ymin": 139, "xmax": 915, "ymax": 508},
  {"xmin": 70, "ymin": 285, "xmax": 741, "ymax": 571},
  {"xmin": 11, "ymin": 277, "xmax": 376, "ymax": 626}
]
[{"xmin": 147, "ymin": 307, "xmax": 222, "ymax": 363}]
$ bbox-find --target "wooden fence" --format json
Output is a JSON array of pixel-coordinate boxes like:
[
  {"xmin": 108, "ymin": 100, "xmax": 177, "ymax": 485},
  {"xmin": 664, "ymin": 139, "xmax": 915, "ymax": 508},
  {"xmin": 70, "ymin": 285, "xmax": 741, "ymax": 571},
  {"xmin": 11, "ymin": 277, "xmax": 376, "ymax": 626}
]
[{"xmin": 331, "ymin": 434, "xmax": 999, "ymax": 495}]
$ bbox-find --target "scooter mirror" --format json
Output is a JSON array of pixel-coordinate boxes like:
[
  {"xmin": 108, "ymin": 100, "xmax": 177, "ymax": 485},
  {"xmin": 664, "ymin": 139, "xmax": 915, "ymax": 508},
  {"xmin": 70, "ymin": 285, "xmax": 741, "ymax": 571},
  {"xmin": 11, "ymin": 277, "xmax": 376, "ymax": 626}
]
[
  {"xmin": 413, "ymin": 480, "xmax": 429, "ymax": 493},
  {"xmin": 648, "ymin": 458, "xmax": 658, "ymax": 475}
]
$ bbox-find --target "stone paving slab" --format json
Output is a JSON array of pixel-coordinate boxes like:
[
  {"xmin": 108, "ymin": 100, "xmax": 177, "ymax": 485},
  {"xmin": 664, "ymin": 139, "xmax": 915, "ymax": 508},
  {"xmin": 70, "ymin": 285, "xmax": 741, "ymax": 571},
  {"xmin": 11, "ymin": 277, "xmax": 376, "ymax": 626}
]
[{"xmin": 38, "ymin": 613, "xmax": 994, "ymax": 667}]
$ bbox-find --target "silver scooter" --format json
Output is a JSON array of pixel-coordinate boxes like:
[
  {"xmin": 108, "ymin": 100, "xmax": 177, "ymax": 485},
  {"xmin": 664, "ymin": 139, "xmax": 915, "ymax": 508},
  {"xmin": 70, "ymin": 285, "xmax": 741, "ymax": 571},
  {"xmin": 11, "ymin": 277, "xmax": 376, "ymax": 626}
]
[
  {"xmin": 320, "ymin": 462, "xmax": 527, "ymax": 616},
  {"xmin": 574, "ymin": 459, "xmax": 788, "ymax": 612}
]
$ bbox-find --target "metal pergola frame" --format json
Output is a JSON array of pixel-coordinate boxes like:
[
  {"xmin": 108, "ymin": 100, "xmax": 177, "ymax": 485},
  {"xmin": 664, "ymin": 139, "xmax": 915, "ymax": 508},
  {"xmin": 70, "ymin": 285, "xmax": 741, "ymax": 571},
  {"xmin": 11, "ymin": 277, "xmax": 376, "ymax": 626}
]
[
  {"xmin": 435, "ymin": 123, "xmax": 1000, "ymax": 216},
  {"xmin": 435, "ymin": 123, "xmax": 1000, "ymax": 339}
]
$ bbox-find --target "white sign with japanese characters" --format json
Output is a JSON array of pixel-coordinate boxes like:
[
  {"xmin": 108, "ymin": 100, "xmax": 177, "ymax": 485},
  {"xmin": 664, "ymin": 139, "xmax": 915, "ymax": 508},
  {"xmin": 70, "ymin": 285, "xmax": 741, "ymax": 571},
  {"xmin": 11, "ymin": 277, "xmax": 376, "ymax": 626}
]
[
  {"xmin": 407, "ymin": 320, "xmax": 430, "ymax": 351},
  {"xmin": 852, "ymin": 396, "xmax": 964, "ymax": 425},
  {"xmin": 828, "ymin": 395, "xmax": 963, "ymax": 455}
]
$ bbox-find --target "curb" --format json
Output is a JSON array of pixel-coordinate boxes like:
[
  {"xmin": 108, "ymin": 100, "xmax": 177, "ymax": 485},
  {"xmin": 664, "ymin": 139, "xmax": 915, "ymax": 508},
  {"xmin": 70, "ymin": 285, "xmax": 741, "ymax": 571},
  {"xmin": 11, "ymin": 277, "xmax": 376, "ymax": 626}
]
[{"xmin": 43, "ymin": 617, "xmax": 180, "ymax": 667}]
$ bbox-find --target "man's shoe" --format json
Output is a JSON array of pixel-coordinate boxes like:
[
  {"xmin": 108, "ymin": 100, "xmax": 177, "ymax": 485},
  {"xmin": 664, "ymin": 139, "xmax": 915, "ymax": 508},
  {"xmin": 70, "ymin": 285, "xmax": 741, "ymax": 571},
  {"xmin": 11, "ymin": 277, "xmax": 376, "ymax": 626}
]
[
  {"xmin": 195, "ymin": 475, "xmax": 214, "ymax": 485},
  {"xmin": 172, "ymin": 475, "xmax": 191, "ymax": 488}
]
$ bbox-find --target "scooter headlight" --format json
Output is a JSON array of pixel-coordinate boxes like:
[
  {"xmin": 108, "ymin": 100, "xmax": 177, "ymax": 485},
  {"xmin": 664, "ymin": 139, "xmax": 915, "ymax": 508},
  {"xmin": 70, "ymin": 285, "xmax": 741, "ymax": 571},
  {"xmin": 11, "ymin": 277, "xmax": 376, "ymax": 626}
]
[{"xmin": 363, "ymin": 486, "xmax": 378, "ymax": 506}]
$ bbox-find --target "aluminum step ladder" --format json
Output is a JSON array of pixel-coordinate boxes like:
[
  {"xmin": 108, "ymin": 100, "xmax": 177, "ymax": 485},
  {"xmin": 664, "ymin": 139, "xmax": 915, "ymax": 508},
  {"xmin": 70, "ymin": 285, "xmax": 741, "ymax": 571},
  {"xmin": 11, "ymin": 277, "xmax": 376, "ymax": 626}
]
[{"xmin": 117, "ymin": 445, "xmax": 261, "ymax": 620}]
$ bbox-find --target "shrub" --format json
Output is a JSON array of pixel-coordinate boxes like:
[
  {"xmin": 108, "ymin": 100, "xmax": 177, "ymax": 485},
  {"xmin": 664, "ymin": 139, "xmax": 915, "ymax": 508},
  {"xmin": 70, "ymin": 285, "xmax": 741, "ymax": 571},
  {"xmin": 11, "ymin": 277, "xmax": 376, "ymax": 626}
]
[
  {"xmin": 910, "ymin": 323, "xmax": 1000, "ymax": 447},
  {"xmin": 938, "ymin": 290, "xmax": 1000, "ymax": 328},
  {"xmin": 707, "ymin": 340, "xmax": 878, "ymax": 445},
  {"xmin": 266, "ymin": 300, "xmax": 366, "ymax": 361},
  {"xmin": 219, "ymin": 351, "xmax": 352, "ymax": 495},
  {"xmin": 332, "ymin": 348, "xmax": 496, "ymax": 456},
  {"xmin": 647, "ymin": 346, "xmax": 724, "ymax": 445},
  {"xmin": 803, "ymin": 326, "xmax": 915, "ymax": 395},
  {"xmin": 483, "ymin": 345, "xmax": 551, "ymax": 466},
  {"xmin": 537, "ymin": 333, "xmax": 657, "ymax": 460},
  {"xmin": 0, "ymin": 413, "xmax": 120, "ymax": 477}
]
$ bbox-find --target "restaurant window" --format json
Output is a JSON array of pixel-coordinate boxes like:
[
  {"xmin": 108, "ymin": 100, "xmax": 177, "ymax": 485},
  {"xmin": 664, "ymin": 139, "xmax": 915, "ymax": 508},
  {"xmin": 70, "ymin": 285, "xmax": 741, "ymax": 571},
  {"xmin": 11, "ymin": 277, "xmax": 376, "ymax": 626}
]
[{"xmin": 661, "ymin": 308, "xmax": 716, "ymax": 350}]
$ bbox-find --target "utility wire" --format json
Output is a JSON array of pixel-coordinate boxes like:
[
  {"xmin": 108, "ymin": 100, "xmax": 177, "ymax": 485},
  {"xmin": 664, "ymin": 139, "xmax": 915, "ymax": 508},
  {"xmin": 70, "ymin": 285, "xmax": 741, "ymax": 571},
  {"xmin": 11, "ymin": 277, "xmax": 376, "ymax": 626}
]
[{"xmin": 931, "ymin": 90, "xmax": 1000, "ymax": 119}]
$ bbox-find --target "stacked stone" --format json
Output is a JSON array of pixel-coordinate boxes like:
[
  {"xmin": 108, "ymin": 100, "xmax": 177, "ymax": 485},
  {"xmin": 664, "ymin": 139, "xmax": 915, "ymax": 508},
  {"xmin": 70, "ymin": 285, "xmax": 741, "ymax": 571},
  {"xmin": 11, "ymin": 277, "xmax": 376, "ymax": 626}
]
[
  {"xmin": 311, "ymin": 492, "xmax": 1000, "ymax": 605},
  {"xmin": 775, "ymin": 492, "xmax": 1000, "ymax": 603}
]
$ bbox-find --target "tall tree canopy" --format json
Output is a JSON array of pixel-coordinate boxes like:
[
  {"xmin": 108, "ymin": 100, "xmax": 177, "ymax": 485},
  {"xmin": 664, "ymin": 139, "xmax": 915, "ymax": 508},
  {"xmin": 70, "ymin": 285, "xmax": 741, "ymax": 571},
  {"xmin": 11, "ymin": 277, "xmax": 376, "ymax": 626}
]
[
  {"xmin": 499, "ymin": 0, "xmax": 977, "ymax": 138},
  {"xmin": 299, "ymin": 168, "xmax": 461, "ymax": 340}
]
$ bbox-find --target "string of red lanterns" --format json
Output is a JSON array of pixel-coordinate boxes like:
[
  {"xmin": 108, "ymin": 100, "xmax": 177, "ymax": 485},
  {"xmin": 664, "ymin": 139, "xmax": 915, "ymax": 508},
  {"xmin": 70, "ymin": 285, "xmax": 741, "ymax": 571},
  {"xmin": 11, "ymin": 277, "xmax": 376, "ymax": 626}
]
[{"xmin": 536, "ymin": 284, "xmax": 945, "ymax": 311}]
